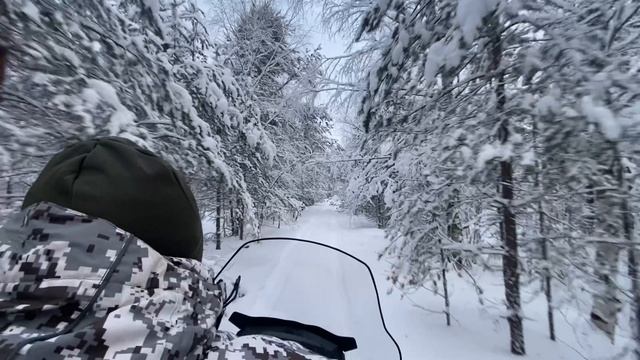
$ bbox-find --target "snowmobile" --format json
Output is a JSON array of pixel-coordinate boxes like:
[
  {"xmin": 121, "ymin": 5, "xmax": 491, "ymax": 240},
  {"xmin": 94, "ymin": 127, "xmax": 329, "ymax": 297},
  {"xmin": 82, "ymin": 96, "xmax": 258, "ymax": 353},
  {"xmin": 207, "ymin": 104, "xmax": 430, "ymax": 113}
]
[{"xmin": 213, "ymin": 237, "xmax": 403, "ymax": 360}]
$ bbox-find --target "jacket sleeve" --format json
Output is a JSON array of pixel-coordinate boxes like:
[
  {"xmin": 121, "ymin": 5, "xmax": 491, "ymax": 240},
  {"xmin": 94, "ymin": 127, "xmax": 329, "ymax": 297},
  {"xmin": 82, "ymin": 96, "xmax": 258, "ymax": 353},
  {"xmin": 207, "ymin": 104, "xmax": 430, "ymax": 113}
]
[
  {"xmin": 210, "ymin": 331, "xmax": 330, "ymax": 360},
  {"xmin": 0, "ymin": 203, "xmax": 229, "ymax": 360}
]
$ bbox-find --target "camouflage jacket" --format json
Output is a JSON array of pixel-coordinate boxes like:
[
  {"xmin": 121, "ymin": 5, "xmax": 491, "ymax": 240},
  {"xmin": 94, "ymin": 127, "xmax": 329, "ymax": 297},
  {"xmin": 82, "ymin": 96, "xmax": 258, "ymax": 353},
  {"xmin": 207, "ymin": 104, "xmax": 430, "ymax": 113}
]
[{"xmin": 0, "ymin": 202, "xmax": 327, "ymax": 360}]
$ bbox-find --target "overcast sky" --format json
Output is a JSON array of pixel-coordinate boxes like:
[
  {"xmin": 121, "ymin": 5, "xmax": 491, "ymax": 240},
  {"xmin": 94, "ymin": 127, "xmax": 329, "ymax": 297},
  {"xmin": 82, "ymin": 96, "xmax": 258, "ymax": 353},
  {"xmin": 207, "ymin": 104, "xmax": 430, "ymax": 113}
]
[
  {"xmin": 304, "ymin": 4, "xmax": 349, "ymax": 58},
  {"xmin": 303, "ymin": 4, "xmax": 352, "ymax": 143}
]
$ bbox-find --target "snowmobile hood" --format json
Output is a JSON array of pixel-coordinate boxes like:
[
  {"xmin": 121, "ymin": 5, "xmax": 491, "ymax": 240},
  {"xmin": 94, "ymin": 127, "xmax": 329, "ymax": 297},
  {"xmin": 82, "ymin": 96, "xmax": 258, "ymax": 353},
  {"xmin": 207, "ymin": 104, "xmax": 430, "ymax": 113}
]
[{"xmin": 0, "ymin": 201, "xmax": 225, "ymax": 359}]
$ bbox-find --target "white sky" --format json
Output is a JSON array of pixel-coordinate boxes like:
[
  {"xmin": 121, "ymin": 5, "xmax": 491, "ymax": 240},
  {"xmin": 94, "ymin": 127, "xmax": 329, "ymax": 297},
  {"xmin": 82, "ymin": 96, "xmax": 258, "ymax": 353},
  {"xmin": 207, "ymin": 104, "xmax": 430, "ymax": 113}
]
[
  {"xmin": 301, "ymin": 4, "xmax": 352, "ymax": 144},
  {"xmin": 303, "ymin": 5, "xmax": 349, "ymax": 58}
]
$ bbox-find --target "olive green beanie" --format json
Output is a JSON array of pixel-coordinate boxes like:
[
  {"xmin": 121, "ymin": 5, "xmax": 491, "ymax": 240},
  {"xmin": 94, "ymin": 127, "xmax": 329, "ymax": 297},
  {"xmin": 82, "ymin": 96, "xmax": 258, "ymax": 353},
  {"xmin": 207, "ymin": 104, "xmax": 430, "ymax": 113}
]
[{"xmin": 23, "ymin": 137, "xmax": 203, "ymax": 261}]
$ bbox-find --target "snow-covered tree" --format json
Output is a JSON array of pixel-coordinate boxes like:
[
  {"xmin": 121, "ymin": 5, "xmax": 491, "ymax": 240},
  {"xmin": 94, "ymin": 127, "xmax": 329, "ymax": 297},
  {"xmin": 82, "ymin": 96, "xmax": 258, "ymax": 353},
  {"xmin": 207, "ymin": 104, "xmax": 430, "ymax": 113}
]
[
  {"xmin": 518, "ymin": 0, "xmax": 640, "ymax": 345},
  {"xmin": 0, "ymin": 0, "xmax": 274, "ymax": 233},
  {"xmin": 327, "ymin": 0, "xmax": 640, "ymax": 355},
  {"xmin": 221, "ymin": 1, "xmax": 336, "ymax": 227}
]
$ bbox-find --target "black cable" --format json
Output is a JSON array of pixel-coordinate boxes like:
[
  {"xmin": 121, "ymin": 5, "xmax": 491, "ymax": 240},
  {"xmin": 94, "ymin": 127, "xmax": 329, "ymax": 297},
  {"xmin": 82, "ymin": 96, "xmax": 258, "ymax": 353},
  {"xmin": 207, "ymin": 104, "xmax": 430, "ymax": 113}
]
[
  {"xmin": 223, "ymin": 276, "xmax": 241, "ymax": 308},
  {"xmin": 213, "ymin": 237, "xmax": 403, "ymax": 360},
  {"xmin": 215, "ymin": 276, "xmax": 241, "ymax": 330}
]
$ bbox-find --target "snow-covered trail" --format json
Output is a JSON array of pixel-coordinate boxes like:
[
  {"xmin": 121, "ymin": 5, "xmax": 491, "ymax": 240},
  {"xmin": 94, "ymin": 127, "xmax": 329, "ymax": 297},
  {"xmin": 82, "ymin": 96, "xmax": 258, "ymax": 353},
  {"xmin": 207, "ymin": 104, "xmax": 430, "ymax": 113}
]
[
  {"xmin": 209, "ymin": 204, "xmax": 398, "ymax": 359},
  {"xmin": 204, "ymin": 202, "xmax": 614, "ymax": 360}
]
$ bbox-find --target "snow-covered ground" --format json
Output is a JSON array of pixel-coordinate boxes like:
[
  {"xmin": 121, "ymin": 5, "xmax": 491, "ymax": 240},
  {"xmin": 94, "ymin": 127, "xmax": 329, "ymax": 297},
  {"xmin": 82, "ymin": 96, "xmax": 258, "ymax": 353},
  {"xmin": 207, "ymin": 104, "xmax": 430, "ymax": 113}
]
[{"xmin": 203, "ymin": 201, "xmax": 619, "ymax": 360}]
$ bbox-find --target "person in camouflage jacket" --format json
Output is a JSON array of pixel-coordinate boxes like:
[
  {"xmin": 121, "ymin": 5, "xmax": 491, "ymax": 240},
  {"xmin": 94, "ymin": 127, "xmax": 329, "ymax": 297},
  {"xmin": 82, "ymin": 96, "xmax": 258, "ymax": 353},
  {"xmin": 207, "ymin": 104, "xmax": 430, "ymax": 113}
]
[{"xmin": 0, "ymin": 138, "xmax": 328, "ymax": 360}]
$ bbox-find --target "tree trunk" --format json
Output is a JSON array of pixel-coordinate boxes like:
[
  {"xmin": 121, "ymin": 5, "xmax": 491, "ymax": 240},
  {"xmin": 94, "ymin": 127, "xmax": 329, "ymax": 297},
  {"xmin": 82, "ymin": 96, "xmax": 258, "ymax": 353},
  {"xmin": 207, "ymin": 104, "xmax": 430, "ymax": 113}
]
[
  {"xmin": 215, "ymin": 185, "xmax": 222, "ymax": 250},
  {"xmin": 500, "ymin": 160, "xmax": 525, "ymax": 355},
  {"xmin": 3, "ymin": 175, "xmax": 11, "ymax": 209},
  {"xmin": 630, "ymin": 245, "xmax": 640, "ymax": 360},
  {"xmin": 590, "ymin": 155, "xmax": 623, "ymax": 341},
  {"xmin": 620, "ymin": 169, "xmax": 639, "ymax": 356},
  {"xmin": 0, "ymin": 46, "xmax": 6, "ymax": 90},
  {"xmin": 230, "ymin": 197, "xmax": 237, "ymax": 236},
  {"xmin": 533, "ymin": 115, "xmax": 555, "ymax": 341},
  {"xmin": 259, "ymin": 204, "xmax": 265, "ymax": 229},
  {"xmin": 491, "ymin": 15, "xmax": 525, "ymax": 355},
  {"xmin": 447, "ymin": 193, "xmax": 463, "ymax": 271},
  {"xmin": 440, "ymin": 246, "xmax": 451, "ymax": 326},
  {"xmin": 221, "ymin": 190, "xmax": 226, "ymax": 237},
  {"xmin": 6, "ymin": 176, "xmax": 11, "ymax": 202},
  {"xmin": 620, "ymin": 164, "xmax": 639, "ymax": 358},
  {"xmin": 540, "ymin": 211, "xmax": 556, "ymax": 341},
  {"xmin": 238, "ymin": 198, "xmax": 244, "ymax": 241},
  {"xmin": 376, "ymin": 195, "xmax": 383, "ymax": 229},
  {"xmin": 591, "ymin": 242, "xmax": 622, "ymax": 340},
  {"xmin": 590, "ymin": 151, "xmax": 628, "ymax": 343}
]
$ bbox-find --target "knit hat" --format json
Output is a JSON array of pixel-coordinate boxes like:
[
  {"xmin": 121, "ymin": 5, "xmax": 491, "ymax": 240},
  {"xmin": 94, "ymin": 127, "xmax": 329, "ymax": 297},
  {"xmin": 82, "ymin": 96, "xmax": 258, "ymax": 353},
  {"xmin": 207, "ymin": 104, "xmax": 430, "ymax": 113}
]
[{"xmin": 23, "ymin": 137, "xmax": 203, "ymax": 261}]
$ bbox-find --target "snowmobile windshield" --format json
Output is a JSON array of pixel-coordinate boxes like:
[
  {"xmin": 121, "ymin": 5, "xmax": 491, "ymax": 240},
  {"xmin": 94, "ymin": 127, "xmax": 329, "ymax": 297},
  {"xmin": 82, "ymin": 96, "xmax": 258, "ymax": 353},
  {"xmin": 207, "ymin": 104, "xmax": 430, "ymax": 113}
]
[{"xmin": 214, "ymin": 237, "xmax": 402, "ymax": 360}]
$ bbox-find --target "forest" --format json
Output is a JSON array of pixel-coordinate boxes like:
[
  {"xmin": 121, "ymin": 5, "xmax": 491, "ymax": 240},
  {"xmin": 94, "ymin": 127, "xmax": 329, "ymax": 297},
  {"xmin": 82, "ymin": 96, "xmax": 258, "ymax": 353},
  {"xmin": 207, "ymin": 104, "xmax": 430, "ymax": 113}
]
[{"xmin": 2, "ymin": 0, "xmax": 640, "ymax": 359}]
